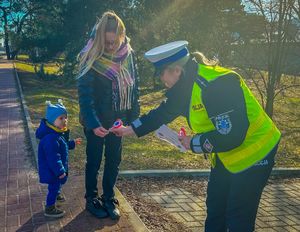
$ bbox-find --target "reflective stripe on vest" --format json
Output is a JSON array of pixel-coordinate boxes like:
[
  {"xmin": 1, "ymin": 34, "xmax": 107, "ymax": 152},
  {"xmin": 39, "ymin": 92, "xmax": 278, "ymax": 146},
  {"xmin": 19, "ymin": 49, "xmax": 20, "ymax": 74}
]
[{"xmin": 188, "ymin": 64, "xmax": 281, "ymax": 173}]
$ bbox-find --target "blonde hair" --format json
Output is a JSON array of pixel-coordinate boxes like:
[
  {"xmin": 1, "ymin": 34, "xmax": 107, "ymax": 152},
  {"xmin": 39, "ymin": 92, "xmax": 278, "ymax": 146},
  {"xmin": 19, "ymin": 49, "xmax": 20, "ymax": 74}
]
[
  {"xmin": 77, "ymin": 11, "xmax": 126, "ymax": 78},
  {"xmin": 166, "ymin": 51, "xmax": 219, "ymax": 74},
  {"xmin": 192, "ymin": 51, "xmax": 219, "ymax": 66}
]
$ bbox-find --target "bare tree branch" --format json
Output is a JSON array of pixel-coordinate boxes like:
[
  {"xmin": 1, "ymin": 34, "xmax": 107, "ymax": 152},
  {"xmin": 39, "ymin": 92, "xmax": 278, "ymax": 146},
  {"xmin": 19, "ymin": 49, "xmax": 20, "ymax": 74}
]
[{"xmin": 274, "ymin": 84, "xmax": 300, "ymax": 98}]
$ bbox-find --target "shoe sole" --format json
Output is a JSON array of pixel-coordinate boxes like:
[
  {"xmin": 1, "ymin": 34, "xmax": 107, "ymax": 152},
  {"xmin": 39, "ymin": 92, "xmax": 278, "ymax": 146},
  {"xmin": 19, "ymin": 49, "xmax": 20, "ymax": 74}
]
[
  {"xmin": 44, "ymin": 212, "xmax": 65, "ymax": 218},
  {"xmin": 101, "ymin": 203, "xmax": 120, "ymax": 220},
  {"xmin": 108, "ymin": 213, "xmax": 121, "ymax": 220},
  {"xmin": 56, "ymin": 196, "xmax": 66, "ymax": 202},
  {"xmin": 56, "ymin": 199, "xmax": 66, "ymax": 203},
  {"xmin": 106, "ymin": 209, "xmax": 121, "ymax": 220},
  {"xmin": 86, "ymin": 207, "xmax": 108, "ymax": 218},
  {"xmin": 109, "ymin": 214, "xmax": 120, "ymax": 220}
]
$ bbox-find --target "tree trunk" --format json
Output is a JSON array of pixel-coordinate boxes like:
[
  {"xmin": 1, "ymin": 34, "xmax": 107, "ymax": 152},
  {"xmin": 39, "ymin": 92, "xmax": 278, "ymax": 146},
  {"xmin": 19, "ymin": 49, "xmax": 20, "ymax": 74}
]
[
  {"xmin": 265, "ymin": 80, "xmax": 275, "ymax": 118},
  {"xmin": 265, "ymin": 0, "xmax": 287, "ymax": 119},
  {"xmin": 4, "ymin": 36, "xmax": 10, "ymax": 60},
  {"xmin": 3, "ymin": 10, "xmax": 11, "ymax": 60},
  {"xmin": 10, "ymin": 50, "xmax": 19, "ymax": 60}
]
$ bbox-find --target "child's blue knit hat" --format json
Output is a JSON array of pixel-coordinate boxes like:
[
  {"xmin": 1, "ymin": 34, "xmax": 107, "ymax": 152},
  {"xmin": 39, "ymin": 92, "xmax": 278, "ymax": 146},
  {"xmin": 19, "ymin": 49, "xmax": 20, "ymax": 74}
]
[{"xmin": 45, "ymin": 99, "xmax": 67, "ymax": 125}]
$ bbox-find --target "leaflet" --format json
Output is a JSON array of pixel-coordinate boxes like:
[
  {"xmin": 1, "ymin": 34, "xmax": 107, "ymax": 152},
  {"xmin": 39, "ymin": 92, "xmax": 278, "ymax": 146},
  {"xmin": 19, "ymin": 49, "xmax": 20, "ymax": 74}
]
[{"xmin": 155, "ymin": 124, "xmax": 187, "ymax": 153}]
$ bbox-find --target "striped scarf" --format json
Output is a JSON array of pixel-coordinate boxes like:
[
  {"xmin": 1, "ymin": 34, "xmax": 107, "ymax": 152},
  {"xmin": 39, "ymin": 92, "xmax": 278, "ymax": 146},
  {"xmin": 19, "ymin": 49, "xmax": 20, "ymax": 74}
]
[{"xmin": 92, "ymin": 40, "xmax": 135, "ymax": 111}]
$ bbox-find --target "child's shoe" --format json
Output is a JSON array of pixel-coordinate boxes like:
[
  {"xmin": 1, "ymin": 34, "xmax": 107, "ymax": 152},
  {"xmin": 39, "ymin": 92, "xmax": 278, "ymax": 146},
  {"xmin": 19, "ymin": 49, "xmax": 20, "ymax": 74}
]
[
  {"xmin": 56, "ymin": 193, "xmax": 66, "ymax": 202},
  {"xmin": 44, "ymin": 205, "xmax": 65, "ymax": 218}
]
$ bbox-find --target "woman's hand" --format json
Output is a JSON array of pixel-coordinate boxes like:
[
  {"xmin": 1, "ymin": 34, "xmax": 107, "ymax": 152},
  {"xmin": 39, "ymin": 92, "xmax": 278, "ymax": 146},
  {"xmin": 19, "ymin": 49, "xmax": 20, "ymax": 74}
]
[
  {"xmin": 110, "ymin": 125, "xmax": 135, "ymax": 137},
  {"xmin": 178, "ymin": 135, "xmax": 192, "ymax": 150},
  {"xmin": 93, "ymin": 127, "xmax": 109, "ymax": 137}
]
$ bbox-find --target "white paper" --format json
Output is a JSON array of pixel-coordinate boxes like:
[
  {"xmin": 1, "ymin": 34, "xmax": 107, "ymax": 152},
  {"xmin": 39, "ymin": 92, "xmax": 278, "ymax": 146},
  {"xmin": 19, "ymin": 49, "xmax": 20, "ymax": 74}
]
[{"xmin": 155, "ymin": 124, "xmax": 187, "ymax": 152}]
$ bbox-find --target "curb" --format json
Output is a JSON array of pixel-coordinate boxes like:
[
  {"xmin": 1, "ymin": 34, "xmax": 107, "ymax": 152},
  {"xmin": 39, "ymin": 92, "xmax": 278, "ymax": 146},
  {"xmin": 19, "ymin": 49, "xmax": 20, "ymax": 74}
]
[
  {"xmin": 13, "ymin": 63, "xmax": 150, "ymax": 232},
  {"xmin": 119, "ymin": 167, "xmax": 300, "ymax": 178},
  {"xmin": 271, "ymin": 167, "xmax": 300, "ymax": 177},
  {"xmin": 13, "ymin": 62, "xmax": 39, "ymax": 168},
  {"xmin": 119, "ymin": 169, "xmax": 211, "ymax": 177}
]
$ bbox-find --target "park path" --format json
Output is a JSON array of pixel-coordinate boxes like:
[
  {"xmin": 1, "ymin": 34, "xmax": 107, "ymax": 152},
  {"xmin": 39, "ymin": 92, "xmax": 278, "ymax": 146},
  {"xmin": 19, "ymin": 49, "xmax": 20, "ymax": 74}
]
[
  {"xmin": 1, "ymin": 58, "xmax": 299, "ymax": 232},
  {"xmin": 0, "ymin": 59, "xmax": 147, "ymax": 232}
]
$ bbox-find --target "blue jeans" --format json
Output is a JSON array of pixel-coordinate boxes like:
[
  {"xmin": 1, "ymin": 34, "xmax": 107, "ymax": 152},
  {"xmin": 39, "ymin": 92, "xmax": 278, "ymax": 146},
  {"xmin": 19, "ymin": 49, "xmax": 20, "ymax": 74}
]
[
  {"xmin": 84, "ymin": 129, "xmax": 122, "ymax": 200},
  {"xmin": 46, "ymin": 176, "xmax": 67, "ymax": 206},
  {"xmin": 205, "ymin": 144, "xmax": 278, "ymax": 232}
]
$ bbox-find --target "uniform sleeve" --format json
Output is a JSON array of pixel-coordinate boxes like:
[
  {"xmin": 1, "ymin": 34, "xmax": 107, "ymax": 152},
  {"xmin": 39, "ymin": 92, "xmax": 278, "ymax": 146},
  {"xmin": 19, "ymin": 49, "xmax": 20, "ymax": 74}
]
[
  {"xmin": 43, "ymin": 135, "xmax": 66, "ymax": 177},
  {"xmin": 131, "ymin": 96, "xmax": 183, "ymax": 137},
  {"xmin": 190, "ymin": 74, "xmax": 249, "ymax": 154},
  {"xmin": 77, "ymin": 70, "xmax": 102, "ymax": 129},
  {"xmin": 131, "ymin": 68, "xmax": 194, "ymax": 137}
]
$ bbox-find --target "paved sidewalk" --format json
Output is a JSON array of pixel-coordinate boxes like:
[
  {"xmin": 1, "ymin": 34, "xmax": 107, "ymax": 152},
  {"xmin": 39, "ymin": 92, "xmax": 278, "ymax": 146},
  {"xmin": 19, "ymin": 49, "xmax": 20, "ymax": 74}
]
[
  {"xmin": 142, "ymin": 180, "xmax": 300, "ymax": 231},
  {"xmin": 0, "ymin": 60, "xmax": 148, "ymax": 232},
  {"xmin": 2, "ymin": 58, "xmax": 300, "ymax": 232}
]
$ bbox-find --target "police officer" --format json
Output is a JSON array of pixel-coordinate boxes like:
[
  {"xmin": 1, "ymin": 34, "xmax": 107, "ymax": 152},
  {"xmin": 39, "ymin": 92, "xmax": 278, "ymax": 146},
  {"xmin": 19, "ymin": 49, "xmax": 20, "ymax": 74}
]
[{"xmin": 111, "ymin": 41, "xmax": 281, "ymax": 232}]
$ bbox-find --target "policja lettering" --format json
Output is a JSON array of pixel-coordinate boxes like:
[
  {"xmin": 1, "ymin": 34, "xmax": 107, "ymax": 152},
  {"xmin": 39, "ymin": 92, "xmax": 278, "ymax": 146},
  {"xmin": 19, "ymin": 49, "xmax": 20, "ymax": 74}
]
[
  {"xmin": 254, "ymin": 159, "xmax": 269, "ymax": 166},
  {"xmin": 192, "ymin": 103, "xmax": 203, "ymax": 111}
]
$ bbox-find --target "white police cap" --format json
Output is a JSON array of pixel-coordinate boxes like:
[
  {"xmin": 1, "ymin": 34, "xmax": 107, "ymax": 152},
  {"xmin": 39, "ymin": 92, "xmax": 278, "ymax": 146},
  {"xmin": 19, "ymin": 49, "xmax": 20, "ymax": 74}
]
[{"xmin": 144, "ymin": 41, "xmax": 189, "ymax": 76}]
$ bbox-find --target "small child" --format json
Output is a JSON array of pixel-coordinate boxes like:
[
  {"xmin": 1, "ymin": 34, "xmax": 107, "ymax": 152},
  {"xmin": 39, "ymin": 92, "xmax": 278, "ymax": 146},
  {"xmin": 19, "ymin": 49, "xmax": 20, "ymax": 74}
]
[{"xmin": 35, "ymin": 99, "xmax": 82, "ymax": 218}]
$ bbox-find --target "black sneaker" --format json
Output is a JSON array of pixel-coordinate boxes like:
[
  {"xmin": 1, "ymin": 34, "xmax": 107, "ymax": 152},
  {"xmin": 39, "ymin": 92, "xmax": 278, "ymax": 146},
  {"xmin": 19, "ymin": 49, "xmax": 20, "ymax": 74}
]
[
  {"xmin": 56, "ymin": 193, "xmax": 66, "ymax": 202},
  {"xmin": 101, "ymin": 196, "xmax": 120, "ymax": 220},
  {"xmin": 86, "ymin": 197, "xmax": 108, "ymax": 218},
  {"xmin": 44, "ymin": 205, "xmax": 65, "ymax": 218}
]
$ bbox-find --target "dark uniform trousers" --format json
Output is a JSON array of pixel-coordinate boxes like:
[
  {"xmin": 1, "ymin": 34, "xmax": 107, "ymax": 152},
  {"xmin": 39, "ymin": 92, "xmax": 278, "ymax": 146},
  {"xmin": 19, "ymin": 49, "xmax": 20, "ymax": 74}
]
[
  {"xmin": 84, "ymin": 129, "xmax": 122, "ymax": 200},
  {"xmin": 205, "ymin": 143, "xmax": 278, "ymax": 232}
]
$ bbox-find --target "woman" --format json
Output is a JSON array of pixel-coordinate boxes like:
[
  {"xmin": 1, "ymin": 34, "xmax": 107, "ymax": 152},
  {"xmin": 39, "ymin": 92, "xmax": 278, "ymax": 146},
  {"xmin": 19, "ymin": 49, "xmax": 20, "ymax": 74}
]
[
  {"xmin": 111, "ymin": 41, "xmax": 281, "ymax": 231},
  {"xmin": 77, "ymin": 11, "xmax": 139, "ymax": 220}
]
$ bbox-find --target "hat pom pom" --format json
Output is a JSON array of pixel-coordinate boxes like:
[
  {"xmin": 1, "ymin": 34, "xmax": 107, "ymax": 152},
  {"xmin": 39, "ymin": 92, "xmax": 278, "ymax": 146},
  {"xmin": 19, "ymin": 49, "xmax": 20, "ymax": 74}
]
[
  {"xmin": 45, "ymin": 100, "xmax": 51, "ymax": 106},
  {"xmin": 58, "ymin": 99, "xmax": 63, "ymax": 104}
]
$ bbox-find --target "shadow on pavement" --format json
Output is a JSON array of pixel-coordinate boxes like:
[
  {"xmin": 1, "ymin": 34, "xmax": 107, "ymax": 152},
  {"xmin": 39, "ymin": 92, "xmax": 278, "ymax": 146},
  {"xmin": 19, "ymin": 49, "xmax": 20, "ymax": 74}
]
[
  {"xmin": 15, "ymin": 210, "xmax": 119, "ymax": 232},
  {"xmin": 16, "ymin": 211, "xmax": 54, "ymax": 232},
  {"xmin": 60, "ymin": 210, "xmax": 118, "ymax": 232}
]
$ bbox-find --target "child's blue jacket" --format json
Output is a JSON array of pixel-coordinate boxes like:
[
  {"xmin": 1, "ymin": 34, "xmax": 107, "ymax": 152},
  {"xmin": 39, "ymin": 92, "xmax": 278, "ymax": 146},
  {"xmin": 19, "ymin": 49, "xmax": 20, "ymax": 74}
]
[{"xmin": 35, "ymin": 119, "xmax": 75, "ymax": 184}]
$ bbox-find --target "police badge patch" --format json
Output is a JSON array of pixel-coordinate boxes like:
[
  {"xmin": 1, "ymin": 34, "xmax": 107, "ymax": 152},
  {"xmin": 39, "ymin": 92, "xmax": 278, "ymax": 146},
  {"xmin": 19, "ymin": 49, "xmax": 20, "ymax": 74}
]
[
  {"xmin": 215, "ymin": 114, "xmax": 232, "ymax": 135},
  {"xmin": 203, "ymin": 139, "xmax": 213, "ymax": 153}
]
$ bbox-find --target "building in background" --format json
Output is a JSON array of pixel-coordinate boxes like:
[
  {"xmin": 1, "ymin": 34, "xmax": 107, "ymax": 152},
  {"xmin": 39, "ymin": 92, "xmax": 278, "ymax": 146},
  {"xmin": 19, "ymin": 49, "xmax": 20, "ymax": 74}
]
[
  {"xmin": 0, "ymin": 37, "xmax": 4, "ymax": 48},
  {"xmin": 0, "ymin": 34, "xmax": 5, "ymax": 54}
]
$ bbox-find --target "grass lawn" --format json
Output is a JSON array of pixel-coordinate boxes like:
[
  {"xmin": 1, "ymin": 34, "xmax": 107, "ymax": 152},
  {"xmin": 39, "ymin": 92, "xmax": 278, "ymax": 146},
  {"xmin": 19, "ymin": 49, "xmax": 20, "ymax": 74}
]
[{"xmin": 14, "ymin": 59, "xmax": 300, "ymax": 172}]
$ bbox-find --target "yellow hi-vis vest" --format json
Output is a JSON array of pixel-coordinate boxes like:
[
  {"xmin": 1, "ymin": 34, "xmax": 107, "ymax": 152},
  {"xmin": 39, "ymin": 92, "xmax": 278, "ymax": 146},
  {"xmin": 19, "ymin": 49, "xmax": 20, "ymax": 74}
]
[{"xmin": 188, "ymin": 64, "xmax": 281, "ymax": 173}]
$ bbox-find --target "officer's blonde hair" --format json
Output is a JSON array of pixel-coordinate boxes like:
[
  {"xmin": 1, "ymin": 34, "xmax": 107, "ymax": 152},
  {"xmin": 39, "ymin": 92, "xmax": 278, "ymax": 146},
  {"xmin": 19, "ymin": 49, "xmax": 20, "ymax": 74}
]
[
  {"xmin": 192, "ymin": 51, "xmax": 219, "ymax": 66},
  {"xmin": 166, "ymin": 51, "xmax": 219, "ymax": 72},
  {"xmin": 78, "ymin": 11, "xmax": 126, "ymax": 78}
]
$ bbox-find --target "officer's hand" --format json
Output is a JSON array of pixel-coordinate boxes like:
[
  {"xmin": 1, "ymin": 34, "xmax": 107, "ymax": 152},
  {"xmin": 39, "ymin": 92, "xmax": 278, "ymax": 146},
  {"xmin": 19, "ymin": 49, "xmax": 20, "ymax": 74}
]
[
  {"xmin": 178, "ymin": 135, "xmax": 191, "ymax": 150},
  {"xmin": 93, "ymin": 127, "xmax": 109, "ymax": 137},
  {"xmin": 111, "ymin": 126, "xmax": 135, "ymax": 137}
]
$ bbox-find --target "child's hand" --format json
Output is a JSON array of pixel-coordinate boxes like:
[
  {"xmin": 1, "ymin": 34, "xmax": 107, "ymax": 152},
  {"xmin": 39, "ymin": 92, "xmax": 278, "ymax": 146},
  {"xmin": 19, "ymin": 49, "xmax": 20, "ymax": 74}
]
[
  {"xmin": 59, "ymin": 173, "xmax": 66, "ymax": 179},
  {"xmin": 75, "ymin": 138, "xmax": 82, "ymax": 145}
]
